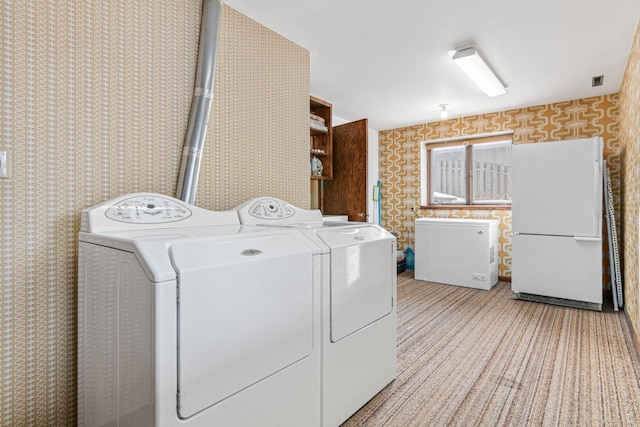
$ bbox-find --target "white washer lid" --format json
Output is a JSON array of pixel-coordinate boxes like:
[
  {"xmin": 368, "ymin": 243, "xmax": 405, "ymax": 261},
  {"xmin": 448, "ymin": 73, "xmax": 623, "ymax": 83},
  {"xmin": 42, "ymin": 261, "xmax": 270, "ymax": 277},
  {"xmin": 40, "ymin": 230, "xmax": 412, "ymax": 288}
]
[
  {"xmin": 79, "ymin": 225, "xmax": 244, "ymax": 283},
  {"xmin": 172, "ymin": 230, "xmax": 316, "ymax": 418}
]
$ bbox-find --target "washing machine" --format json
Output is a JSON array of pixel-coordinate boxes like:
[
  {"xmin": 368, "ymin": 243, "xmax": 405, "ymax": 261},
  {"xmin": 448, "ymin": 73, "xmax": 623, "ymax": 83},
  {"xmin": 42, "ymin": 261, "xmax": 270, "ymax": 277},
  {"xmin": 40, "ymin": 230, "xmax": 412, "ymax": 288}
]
[
  {"xmin": 233, "ymin": 197, "xmax": 397, "ymax": 427},
  {"xmin": 77, "ymin": 193, "xmax": 321, "ymax": 427}
]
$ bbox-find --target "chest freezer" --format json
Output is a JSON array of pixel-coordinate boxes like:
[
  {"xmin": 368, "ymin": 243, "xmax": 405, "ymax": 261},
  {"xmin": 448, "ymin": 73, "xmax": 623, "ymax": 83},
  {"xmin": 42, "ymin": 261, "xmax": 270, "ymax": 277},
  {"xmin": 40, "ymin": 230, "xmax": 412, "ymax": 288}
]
[{"xmin": 414, "ymin": 218, "xmax": 499, "ymax": 290}]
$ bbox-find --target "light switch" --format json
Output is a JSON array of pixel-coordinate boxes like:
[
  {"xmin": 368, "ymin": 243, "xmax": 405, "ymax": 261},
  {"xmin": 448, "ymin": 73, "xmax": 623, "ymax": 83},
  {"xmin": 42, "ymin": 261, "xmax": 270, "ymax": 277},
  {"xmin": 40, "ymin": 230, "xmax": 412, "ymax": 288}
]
[{"xmin": 0, "ymin": 149, "xmax": 9, "ymax": 179}]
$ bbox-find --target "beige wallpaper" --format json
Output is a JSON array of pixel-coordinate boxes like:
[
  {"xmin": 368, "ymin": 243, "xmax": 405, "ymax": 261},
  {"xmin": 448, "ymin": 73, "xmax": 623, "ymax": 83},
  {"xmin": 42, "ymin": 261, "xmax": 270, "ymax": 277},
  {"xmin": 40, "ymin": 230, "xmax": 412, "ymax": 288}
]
[
  {"xmin": 0, "ymin": 2, "xmax": 309, "ymax": 425},
  {"xmin": 379, "ymin": 94, "xmax": 620, "ymax": 278},
  {"xmin": 199, "ymin": 8, "xmax": 310, "ymax": 209},
  {"xmin": 618, "ymin": 19, "xmax": 640, "ymax": 346}
]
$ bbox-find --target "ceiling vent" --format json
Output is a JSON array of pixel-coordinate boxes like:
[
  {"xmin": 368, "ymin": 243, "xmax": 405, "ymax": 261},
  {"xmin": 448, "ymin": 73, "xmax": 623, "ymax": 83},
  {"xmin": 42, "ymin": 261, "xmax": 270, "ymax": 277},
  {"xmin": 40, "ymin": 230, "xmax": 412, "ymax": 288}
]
[{"xmin": 592, "ymin": 75, "xmax": 604, "ymax": 87}]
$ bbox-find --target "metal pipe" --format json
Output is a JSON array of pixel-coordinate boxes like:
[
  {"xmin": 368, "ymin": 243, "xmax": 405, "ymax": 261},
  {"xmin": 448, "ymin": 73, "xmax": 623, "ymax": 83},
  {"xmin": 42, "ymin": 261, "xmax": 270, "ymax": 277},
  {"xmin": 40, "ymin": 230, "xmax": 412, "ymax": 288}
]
[{"xmin": 176, "ymin": 0, "xmax": 223, "ymax": 204}]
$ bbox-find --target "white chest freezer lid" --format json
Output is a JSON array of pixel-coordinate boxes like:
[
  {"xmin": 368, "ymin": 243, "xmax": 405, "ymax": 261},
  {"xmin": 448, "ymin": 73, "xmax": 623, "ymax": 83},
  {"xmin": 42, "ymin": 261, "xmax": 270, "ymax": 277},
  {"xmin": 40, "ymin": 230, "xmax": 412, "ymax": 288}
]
[{"xmin": 171, "ymin": 229, "xmax": 316, "ymax": 419}]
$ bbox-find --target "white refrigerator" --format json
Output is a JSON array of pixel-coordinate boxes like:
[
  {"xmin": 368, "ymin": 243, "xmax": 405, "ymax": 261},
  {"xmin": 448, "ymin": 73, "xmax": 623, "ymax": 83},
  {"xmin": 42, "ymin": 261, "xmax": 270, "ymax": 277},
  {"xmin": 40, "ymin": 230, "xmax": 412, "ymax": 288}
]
[{"xmin": 511, "ymin": 137, "xmax": 603, "ymax": 310}]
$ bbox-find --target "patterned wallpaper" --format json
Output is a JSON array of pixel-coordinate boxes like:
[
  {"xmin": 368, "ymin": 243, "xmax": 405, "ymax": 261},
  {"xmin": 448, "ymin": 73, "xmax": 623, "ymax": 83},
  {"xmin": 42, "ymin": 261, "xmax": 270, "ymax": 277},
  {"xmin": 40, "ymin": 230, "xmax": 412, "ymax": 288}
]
[
  {"xmin": 379, "ymin": 94, "xmax": 620, "ymax": 278},
  {"xmin": 618, "ymin": 20, "xmax": 640, "ymax": 346},
  {"xmin": 0, "ymin": 2, "xmax": 309, "ymax": 425},
  {"xmin": 199, "ymin": 8, "xmax": 310, "ymax": 209}
]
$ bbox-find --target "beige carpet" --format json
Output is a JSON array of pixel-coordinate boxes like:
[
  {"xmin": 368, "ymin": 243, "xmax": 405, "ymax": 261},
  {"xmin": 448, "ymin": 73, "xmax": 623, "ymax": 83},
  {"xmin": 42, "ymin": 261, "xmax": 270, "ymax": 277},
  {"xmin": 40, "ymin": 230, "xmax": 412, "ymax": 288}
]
[{"xmin": 342, "ymin": 272, "xmax": 640, "ymax": 426}]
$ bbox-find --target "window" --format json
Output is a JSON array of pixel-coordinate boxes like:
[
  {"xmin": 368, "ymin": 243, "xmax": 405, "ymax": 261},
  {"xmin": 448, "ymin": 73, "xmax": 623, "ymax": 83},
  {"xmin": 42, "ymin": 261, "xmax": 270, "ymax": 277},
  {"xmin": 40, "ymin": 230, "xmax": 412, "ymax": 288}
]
[
  {"xmin": 430, "ymin": 146, "xmax": 466, "ymax": 204},
  {"xmin": 471, "ymin": 141, "xmax": 512, "ymax": 204},
  {"xmin": 421, "ymin": 134, "xmax": 512, "ymax": 206}
]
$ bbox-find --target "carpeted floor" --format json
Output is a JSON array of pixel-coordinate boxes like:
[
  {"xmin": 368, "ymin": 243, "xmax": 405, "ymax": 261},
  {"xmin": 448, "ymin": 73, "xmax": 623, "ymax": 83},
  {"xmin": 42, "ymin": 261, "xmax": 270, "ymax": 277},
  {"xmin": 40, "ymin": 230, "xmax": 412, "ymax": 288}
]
[{"xmin": 342, "ymin": 272, "xmax": 640, "ymax": 426}]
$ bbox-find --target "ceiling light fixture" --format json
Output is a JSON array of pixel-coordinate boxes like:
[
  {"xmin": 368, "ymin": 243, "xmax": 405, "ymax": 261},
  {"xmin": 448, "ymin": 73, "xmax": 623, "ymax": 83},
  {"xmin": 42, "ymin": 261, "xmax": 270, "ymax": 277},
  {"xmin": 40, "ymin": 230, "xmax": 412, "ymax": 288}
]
[
  {"xmin": 452, "ymin": 47, "xmax": 506, "ymax": 97},
  {"xmin": 439, "ymin": 104, "xmax": 448, "ymax": 119}
]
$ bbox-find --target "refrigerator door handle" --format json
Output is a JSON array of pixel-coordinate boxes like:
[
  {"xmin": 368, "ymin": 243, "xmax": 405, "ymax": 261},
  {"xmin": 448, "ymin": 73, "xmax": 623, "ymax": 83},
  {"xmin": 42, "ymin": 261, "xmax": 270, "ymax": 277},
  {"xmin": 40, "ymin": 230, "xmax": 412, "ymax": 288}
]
[{"xmin": 573, "ymin": 236, "xmax": 602, "ymax": 242}]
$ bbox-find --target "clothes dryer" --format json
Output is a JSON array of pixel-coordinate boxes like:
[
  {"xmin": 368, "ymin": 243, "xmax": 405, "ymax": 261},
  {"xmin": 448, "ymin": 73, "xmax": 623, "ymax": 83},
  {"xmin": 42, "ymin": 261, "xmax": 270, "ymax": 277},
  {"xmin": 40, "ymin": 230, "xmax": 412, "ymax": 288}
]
[
  {"xmin": 234, "ymin": 197, "xmax": 397, "ymax": 427},
  {"xmin": 78, "ymin": 193, "xmax": 321, "ymax": 427}
]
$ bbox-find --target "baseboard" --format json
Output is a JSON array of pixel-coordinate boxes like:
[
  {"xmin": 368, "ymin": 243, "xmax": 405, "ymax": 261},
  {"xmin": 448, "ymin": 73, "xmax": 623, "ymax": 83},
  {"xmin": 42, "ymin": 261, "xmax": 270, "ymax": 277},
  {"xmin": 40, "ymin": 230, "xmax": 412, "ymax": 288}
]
[
  {"xmin": 499, "ymin": 275, "xmax": 511, "ymax": 283},
  {"xmin": 624, "ymin": 310, "xmax": 640, "ymax": 361}
]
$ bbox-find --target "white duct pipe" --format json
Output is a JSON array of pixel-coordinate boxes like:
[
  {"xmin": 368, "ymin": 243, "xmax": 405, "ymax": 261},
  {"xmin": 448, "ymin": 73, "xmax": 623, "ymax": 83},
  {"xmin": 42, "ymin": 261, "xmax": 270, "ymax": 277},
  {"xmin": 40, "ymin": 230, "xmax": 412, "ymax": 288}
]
[{"xmin": 176, "ymin": 0, "xmax": 223, "ymax": 204}]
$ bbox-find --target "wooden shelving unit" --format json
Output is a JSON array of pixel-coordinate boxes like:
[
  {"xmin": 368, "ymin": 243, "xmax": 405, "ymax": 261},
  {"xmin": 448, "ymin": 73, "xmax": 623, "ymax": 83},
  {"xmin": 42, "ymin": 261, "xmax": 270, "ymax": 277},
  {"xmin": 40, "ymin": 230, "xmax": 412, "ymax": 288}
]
[{"xmin": 310, "ymin": 96, "xmax": 332, "ymax": 180}]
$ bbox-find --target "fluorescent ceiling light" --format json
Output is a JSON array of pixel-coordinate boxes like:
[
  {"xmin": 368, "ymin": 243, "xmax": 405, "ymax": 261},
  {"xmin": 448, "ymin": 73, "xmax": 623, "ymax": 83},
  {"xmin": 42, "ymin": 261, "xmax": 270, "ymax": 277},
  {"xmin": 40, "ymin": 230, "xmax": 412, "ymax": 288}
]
[{"xmin": 452, "ymin": 47, "xmax": 506, "ymax": 97}]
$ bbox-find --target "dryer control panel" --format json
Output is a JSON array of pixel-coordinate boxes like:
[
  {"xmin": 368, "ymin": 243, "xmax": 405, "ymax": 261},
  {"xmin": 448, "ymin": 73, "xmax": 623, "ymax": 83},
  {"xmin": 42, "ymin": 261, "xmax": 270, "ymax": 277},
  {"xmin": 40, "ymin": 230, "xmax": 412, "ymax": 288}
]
[
  {"xmin": 234, "ymin": 197, "xmax": 323, "ymax": 225},
  {"xmin": 247, "ymin": 198, "xmax": 295, "ymax": 220}
]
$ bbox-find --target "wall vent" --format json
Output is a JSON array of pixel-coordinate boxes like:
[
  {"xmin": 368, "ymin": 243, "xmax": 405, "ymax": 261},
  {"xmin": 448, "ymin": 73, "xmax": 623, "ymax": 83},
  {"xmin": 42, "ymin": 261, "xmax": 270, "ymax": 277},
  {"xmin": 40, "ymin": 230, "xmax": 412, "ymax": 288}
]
[{"xmin": 592, "ymin": 75, "xmax": 604, "ymax": 87}]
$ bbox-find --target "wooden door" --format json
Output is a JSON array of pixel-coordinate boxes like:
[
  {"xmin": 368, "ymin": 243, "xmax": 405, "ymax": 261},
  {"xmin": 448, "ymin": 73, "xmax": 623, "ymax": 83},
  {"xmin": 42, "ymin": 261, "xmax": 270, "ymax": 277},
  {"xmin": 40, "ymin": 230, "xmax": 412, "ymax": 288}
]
[{"xmin": 323, "ymin": 119, "xmax": 368, "ymax": 222}]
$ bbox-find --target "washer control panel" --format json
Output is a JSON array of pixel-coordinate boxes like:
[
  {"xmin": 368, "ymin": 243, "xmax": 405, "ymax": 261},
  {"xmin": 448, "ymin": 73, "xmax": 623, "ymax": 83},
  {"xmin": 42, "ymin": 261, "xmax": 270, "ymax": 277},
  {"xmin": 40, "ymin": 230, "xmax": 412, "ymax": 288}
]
[
  {"xmin": 106, "ymin": 194, "xmax": 192, "ymax": 224},
  {"xmin": 247, "ymin": 198, "xmax": 295, "ymax": 220},
  {"xmin": 81, "ymin": 193, "xmax": 240, "ymax": 233}
]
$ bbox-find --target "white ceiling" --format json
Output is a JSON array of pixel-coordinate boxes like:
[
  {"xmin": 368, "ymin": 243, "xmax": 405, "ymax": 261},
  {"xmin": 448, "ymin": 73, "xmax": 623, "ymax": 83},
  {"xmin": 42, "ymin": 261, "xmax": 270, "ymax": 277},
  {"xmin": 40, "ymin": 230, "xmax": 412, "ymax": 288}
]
[{"xmin": 224, "ymin": 0, "xmax": 640, "ymax": 131}]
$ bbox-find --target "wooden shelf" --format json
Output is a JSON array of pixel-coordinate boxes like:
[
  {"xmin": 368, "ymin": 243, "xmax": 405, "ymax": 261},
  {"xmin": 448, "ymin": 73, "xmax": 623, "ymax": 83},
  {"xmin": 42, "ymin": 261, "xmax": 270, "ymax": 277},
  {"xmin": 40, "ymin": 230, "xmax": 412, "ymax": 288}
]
[
  {"xmin": 311, "ymin": 175, "xmax": 332, "ymax": 181},
  {"xmin": 310, "ymin": 96, "xmax": 332, "ymax": 180},
  {"xmin": 310, "ymin": 123, "xmax": 329, "ymax": 135}
]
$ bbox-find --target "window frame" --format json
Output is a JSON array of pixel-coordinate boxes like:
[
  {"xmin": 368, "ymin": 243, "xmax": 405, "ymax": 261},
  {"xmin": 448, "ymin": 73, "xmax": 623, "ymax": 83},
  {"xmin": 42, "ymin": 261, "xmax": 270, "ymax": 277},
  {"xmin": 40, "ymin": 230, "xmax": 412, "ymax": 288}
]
[{"xmin": 420, "ymin": 131, "xmax": 514, "ymax": 209}]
